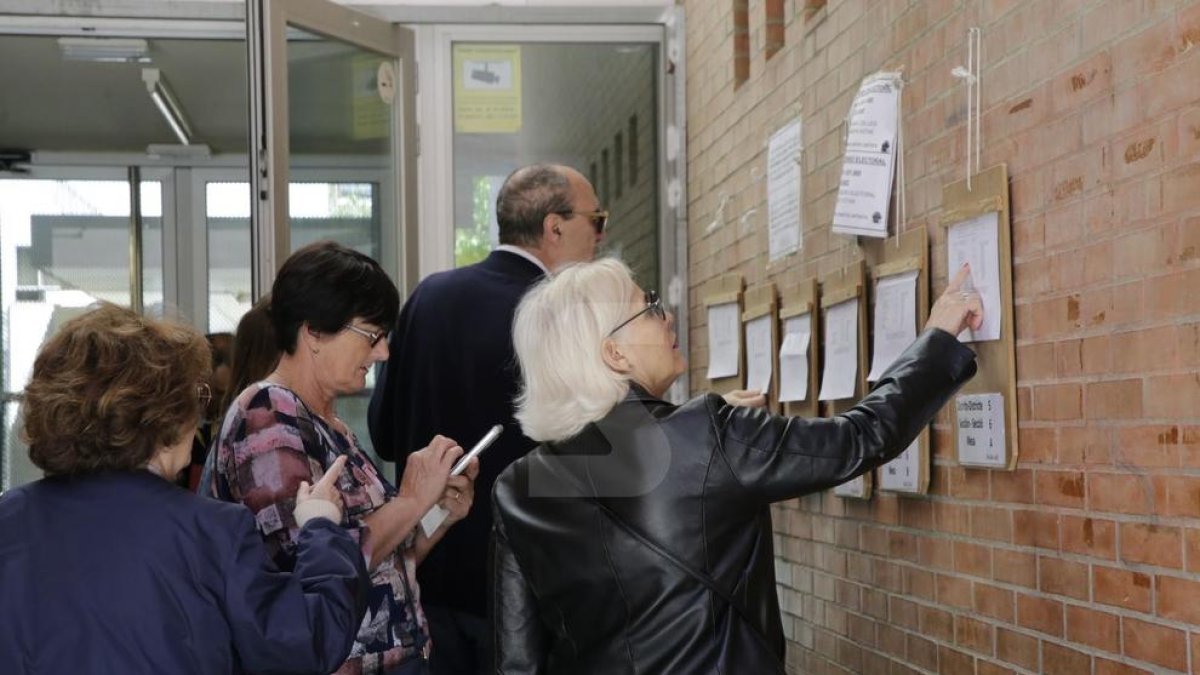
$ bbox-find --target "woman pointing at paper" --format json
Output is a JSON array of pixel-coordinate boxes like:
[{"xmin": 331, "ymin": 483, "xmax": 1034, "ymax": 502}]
[
  {"xmin": 492, "ymin": 259, "xmax": 982, "ymax": 674},
  {"xmin": 206, "ymin": 241, "xmax": 478, "ymax": 675}
]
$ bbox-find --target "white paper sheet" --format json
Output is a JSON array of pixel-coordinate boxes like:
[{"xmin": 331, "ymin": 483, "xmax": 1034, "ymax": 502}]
[
  {"xmin": 819, "ymin": 299, "xmax": 859, "ymax": 401},
  {"xmin": 768, "ymin": 120, "xmax": 803, "ymax": 260},
  {"xmin": 779, "ymin": 314, "xmax": 812, "ymax": 402},
  {"xmin": 947, "ymin": 211, "xmax": 1003, "ymax": 342},
  {"xmin": 879, "ymin": 438, "xmax": 922, "ymax": 493},
  {"xmin": 832, "ymin": 72, "xmax": 902, "ymax": 238},
  {"xmin": 956, "ymin": 393, "xmax": 1007, "ymax": 468},
  {"xmin": 834, "ymin": 474, "xmax": 868, "ymax": 498},
  {"xmin": 706, "ymin": 302, "xmax": 741, "ymax": 379},
  {"xmin": 744, "ymin": 315, "xmax": 773, "ymax": 394},
  {"xmin": 868, "ymin": 270, "xmax": 919, "ymax": 381}
]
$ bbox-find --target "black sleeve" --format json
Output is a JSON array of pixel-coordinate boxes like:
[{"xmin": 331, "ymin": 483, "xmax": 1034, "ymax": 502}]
[
  {"xmin": 711, "ymin": 329, "xmax": 977, "ymax": 503},
  {"xmin": 492, "ymin": 501, "xmax": 548, "ymax": 674}
]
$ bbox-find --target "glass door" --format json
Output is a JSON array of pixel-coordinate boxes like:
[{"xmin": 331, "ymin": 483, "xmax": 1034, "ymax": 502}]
[{"xmin": 253, "ymin": 0, "xmax": 416, "ymax": 455}]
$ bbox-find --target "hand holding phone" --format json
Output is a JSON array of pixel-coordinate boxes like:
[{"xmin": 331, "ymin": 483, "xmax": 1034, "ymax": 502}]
[{"xmin": 419, "ymin": 425, "xmax": 503, "ymax": 537}]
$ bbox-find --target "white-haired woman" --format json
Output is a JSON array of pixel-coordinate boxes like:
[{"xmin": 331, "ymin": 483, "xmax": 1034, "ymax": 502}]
[{"xmin": 492, "ymin": 258, "xmax": 983, "ymax": 674}]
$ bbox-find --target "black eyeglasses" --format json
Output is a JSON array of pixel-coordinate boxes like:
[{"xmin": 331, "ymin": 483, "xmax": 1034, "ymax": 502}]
[
  {"xmin": 557, "ymin": 209, "xmax": 609, "ymax": 235},
  {"xmin": 607, "ymin": 290, "xmax": 666, "ymax": 337},
  {"xmin": 343, "ymin": 324, "xmax": 387, "ymax": 347}
]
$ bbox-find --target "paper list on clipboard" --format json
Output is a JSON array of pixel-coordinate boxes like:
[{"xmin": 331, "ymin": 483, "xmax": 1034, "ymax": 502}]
[
  {"xmin": 819, "ymin": 299, "xmax": 858, "ymax": 401},
  {"xmin": 778, "ymin": 314, "xmax": 811, "ymax": 402},
  {"xmin": 947, "ymin": 211, "xmax": 1003, "ymax": 342},
  {"xmin": 706, "ymin": 302, "xmax": 740, "ymax": 379},
  {"xmin": 867, "ymin": 270, "xmax": 918, "ymax": 381},
  {"xmin": 745, "ymin": 315, "xmax": 773, "ymax": 393}
]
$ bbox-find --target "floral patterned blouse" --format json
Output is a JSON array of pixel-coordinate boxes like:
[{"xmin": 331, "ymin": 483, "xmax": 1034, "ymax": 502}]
[{"xmin": 207, "ymin": 382, "xmax": 430, "ymax": 674}]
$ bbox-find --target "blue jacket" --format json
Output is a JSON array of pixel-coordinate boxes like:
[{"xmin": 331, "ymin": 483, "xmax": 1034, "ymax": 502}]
[
  {"xmin": 0, "ymin": 469, "xmax": 369, "ymax": 674},
  {"xmin": 368, "ymin": 249, "xmax": 543, "ymax": 615}
]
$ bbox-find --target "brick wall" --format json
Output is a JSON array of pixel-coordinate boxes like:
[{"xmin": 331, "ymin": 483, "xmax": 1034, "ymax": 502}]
[{"xmin": 683, "ymin": 1, "xmax": 1200, "ymax": 673}]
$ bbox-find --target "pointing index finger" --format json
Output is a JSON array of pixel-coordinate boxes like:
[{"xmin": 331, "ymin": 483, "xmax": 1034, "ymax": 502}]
[{"xmin": 314, "ymin": 455, "xmax": 348, "ymax": 491}]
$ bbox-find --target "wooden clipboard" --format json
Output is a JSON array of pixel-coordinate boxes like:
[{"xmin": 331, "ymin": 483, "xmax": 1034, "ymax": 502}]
[
  {"xmin": 820, "ymin": 260, "xmax": 871, "ymax": 499},
  {"xmin": 779, "ymin": 278, "xmax": 820, "ymax": 419},
  {"xmin": 742, "ymin": 284, "xmax": 780, "ymax": 412},
  {"xmin": 703, "ymin": 274, "xmax": 745, "ymax": 396}
]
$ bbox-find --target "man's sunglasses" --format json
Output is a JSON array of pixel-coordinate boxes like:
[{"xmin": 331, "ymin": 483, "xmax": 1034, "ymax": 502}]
[{"xmin": 557, "ymin": 210, "xmax": 609, "ymax": 235}]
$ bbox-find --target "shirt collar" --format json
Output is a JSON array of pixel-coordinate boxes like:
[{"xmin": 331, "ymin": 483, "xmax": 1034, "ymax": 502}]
[{"xmin": 494, "ymin": 245, "xmax": 550, "ymax": 275}]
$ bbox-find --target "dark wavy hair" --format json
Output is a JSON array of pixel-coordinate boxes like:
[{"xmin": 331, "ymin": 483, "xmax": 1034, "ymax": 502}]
[
  {"xmin": 270, "ymin": 240, "xmax": 400, "ymax": 354},
  {"xmin": 22, "ymin": 303, "xmax": 211, "ymax": 475},
  {"xmin": 496, "ymin": 164, "xmax": 574, "ymax": 247}
]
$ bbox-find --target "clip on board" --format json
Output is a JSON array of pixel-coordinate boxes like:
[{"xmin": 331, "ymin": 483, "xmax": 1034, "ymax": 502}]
[
  {"xmin": 703, "ymin": 274, "xmax": 745, "ymax": 396},
  {"xmin": 742, "ymin": 284, "xmax": 779, "ymax": 412},
  {"xmin": 863, "ymin": 226, "xmax": 931, "ymax": 495},
  {"xmin": 940, "ymin": 163, "xmax": 1019, "ymax": 470},
  {"xmin": 779, "ymin": 278, "xmax": 820, "ymax": 419},
  {"xmin": 819, "ymin": 260, "xmax": 871, "ymax": 499}
]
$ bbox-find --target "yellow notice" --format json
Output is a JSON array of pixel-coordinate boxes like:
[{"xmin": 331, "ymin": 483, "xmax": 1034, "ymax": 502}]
[
  {"xmin": 351, "ymin": 55, "xmax": 390, "ymax": 140},
  {"xmin": 453, "ymin": 44, "xmax": 521, "ymax": 134}
]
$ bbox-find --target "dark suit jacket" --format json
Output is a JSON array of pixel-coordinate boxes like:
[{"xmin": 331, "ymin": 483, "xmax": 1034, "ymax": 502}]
[
  {"xmin": 493, "ymin": 330, "xmax": 977, "ymax": 674},
  {"xmin": 0, "ymin": 469, "xmax": 369, "ymax": 674},
  {"xmin": 368, "ymin": 249, "xmax": 543, "ymax": 615}
]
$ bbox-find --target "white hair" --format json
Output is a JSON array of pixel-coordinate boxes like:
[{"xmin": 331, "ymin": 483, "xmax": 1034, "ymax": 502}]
[{"xmin": 513, "ymin": 258, "xmax": 636, "ymax": 442}]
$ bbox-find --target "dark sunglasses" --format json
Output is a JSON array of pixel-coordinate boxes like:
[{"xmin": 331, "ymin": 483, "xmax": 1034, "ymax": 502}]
[
  {"xmin": 607, "ymin": 290, "xmax": 667, "ymax": 337},
  {"xmin": 558, "ymin": 210, "xmax": 609, "ymax": 235},
  {"xmin": 343, "ymin": 324, "xmax": 388, "ymax": 347}
]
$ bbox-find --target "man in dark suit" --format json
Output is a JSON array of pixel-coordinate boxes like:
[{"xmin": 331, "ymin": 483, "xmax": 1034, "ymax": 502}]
[{"xmin": 368, "ymin": 163, "xmax": 604, "ymax": 674}]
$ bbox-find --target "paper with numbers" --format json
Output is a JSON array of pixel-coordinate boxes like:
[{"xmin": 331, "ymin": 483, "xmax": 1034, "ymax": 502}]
[
  {"xmin": 779, "ymin": 314, "xmax": 812, "ymax": 402},
  {"xmin": 947, "ymin": 211, "xmax": 1003, "ymax": 342},
  {"xmin": 868, "ymin": 270, "xmax": 918, "ymax": 381},
  {"xmin": 879, "ymin": 439, "xmax": 921, "ymax": 492},
  {"xmin": 819, "ymin": 299, "xmax": 858, "ymax": 401},
  {"xmin": 832, "ymin": 72, "xmax": 902, "ymax": 238},
  {"xmin": 706, "ymin": 302, "xmax": 740, "ymax": 379},
  {"xmin": 834, "ymin": 474, "xmax": 868, "ymax": 498},
  {"xmin": 768, "ymin": 119, "xmax": 803, "ymax": 260},
  {"xmin": 745, "ymin": 315, "xmax": 773, "ymax": 394},
  {"xmin": 955, "ymin": 393, "xmax": 1006, "ymax": 467}
]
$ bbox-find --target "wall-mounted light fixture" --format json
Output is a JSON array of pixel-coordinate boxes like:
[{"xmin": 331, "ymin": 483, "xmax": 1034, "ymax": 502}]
[
  {"xmin": 57, "ymin": 37, "xmax": 150, "ymax": 63},
  {"xmin": 141, "ymin": 68, "xmax": 194, "ymax": 146}
]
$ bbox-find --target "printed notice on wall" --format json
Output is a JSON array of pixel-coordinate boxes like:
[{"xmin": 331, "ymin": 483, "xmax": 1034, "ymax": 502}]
[
  {"xmin": 832, "ymin": 72, "xmax": 902, "ymax": 238},
  {"xmin": 834, "ymin": 474, "xmax": 868, "ymax": 498},
  {"xmin": 767, "ymin": 120, "xmax": 803, "ymax": 260},
  {"xmin": 867, "ymin": 270, "xmax": 918, "ymax": 381},
  {"xmin": 706, "ymin": 302, "xmax": 741, "ymax": 379},
  {"xmin": 745, "ymin": 315, "xmax": 773, "ymax": 394},
  {"xmin": 955, "ymin": 393, "xmax": 1006, "ymax": 468},
  {"xmin": 879, "ymin": 439, "xmax": 921, "ymax": 492},
  {"xmin": 947, "ymin": 211, "xmax": 1003, "ymax": 342},
  {"xmin": 779, "ymin": 314, "xmax": 812, "ymax": 402},
  {"xmin": 819, "ymin": 299, "xmax": 858, "ymax": 401},
  {"xmin": 453, "ymin": 45, "xmax": 522, "ymax": 133}
]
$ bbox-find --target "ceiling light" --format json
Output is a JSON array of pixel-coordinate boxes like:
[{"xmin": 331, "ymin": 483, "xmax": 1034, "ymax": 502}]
[
  {"xmin": 57, "ymin": 37, "xmax": 150, "ymax": 63},
  {"xmin": 142, "ymin": 68, "xmax": 194, "ymax": 145}
]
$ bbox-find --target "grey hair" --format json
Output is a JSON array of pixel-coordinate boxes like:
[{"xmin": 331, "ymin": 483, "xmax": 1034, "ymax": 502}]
[
  {"xmin": 513, "ymin": 258, "xmax": 636, "ymax": 442},
  {"xmin": 496, "ymin": 164, "xmax": 574, "ymax": 247}
]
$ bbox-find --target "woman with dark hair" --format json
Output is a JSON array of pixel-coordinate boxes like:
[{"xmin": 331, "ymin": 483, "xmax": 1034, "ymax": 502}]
[
  {"xmin": 0, "ymin": 303, "xmax": 367, "ymax": 674},
  {"xmin": 224, "ymin": 295, "xmax": 279, "ymax": 412},
  {"xmin": 207, "ymin": 241, "xmax": 478, "ymax": 675},
  {"xmin": 493, "ymin": 259, "xmax": 983, "ymax": 674}
]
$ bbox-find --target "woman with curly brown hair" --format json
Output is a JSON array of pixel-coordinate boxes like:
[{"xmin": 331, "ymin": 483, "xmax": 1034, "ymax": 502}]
[{"xmin": 0, "ymin": 302, "xmax": 371, "ymax": 674}]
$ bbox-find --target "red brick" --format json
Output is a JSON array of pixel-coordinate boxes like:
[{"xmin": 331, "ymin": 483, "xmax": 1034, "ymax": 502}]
[
  {"xmin": 1119, "ymin": 522, "xmax": 1183, "ymax": 569},
  {"xmin": 1089, "ymin": 472, "xmax": 1156, "ymax": 515},
  {"xmin": 1019, "ymin": 427, "xmax": 1057, "ymax": 464},
  {"xmin": 1094, "ymin": 565, "xmax": 1153, "ymax": 612},
  {"xmin": 953, "ymin": 541, "xmax": 992, "ymax": 578},
  {"xmin": 905, "ymin": 567, "xmax": 935, "ymax": 601},
  {"xmin": 1152, "ymin": 474, "xmax": 1200, "ymax": 518},
  {"xmin": 974, "ymin": 583, "xmax": 1015, "ymax": 623},
  {"xmin": 994, "ymin": 549, "xmax": 1037, "ymax": 589},
  {"xmin": 1039, "ymin": 556, "xmax": 1089, "ymax": 600},
  {"xmin": 1016, "ymin": 593, "xmax": 1063, "ymax": 636},
  {"xmin": 991, "ymin": 469, "xmax": 1034, "ymax": 504},
  {"xmin": 1035, "ymin": 469, "xmax": 1086, "ymax": 508},
  {"xmin": 1061, "ymin": 515, "xmax": 1117, "ymax": 559},
  {"xmin": 977, "ymin": 663, "xmax": 1017, "ymax": 675},
  {"xmin": 971, "ymin": 506, "xmax": 1013, "ymax": 543},
  {"xmin": 1145, "ymin": 373, "xmax": 1200, "ymax": 419},
  {"xmin": 1085, "ymin": 379, "xmax": 1144, "ymax": 420},
  {"xmin": 888, "ymin": 595, "xmax": 918, "ymax": 630},
  {"xmin": 1066, "ymin": 605, "xmax": 1121, "ymax": 653},
  {"xmin": 937, "ymin": 645, "xmax": 975, "ymax": 675},
  {"xmin": 1013, "ymin": 509, "xmax": 1059, "ymax": 550},
  {"xmin": 934, "ymin": 502, "xmax": 971, "ymax": 536},
  {"xmin": 1122, "ymin": 616, "xmax": 1187, "ymax": 671},
  {"xmin": 936, "ymin": 573, "xmax": 973, "ymax": 611},
  {"xmin": 996, "ymin": 628, "xmax": 1038, "ymax": 671},
  {"xmin": 1032, "ymin": 383, "xmax": 1082, "ymax": 420},
  {"xmin": 919, "ymin": 604, "xmax": 954, "ymax": 642},
  {"xmin": 1188, "ymin": 528, "xmax": 1200, "ymax": 573},
  {"xmin": 954, "ymin": 615, "xmax": 994, "ymax": 654},
  {"xmin": 1113, "ymin": 425, "xmax": 1182, "ymax": 469},
  {"xmin": 1155, "ymin": 574, "xmax": 1200, "ymax": 623},
  {"xmin": 1043, "ymin": 642, "xmax": 1092, "ymax": 674},
  {"xmin": 919, "ymin": 536, "xmax": 954, "ymax": 572},
  {"xmin": 1094, "ymin": 658, "xmax": 1153, "ymax": 675},
  {"xmin": 949, "ymin": 466, "xmax": 991, "ymax": 500},
  {"xmin": 907, "ymin": 633, "xmax": 938, "ymax": 672}
]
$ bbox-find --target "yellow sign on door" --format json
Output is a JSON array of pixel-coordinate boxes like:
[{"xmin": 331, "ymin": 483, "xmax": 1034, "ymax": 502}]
[{"xmin": 453, "ymin": 45, "xmax": 522, "ymax": 134}]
